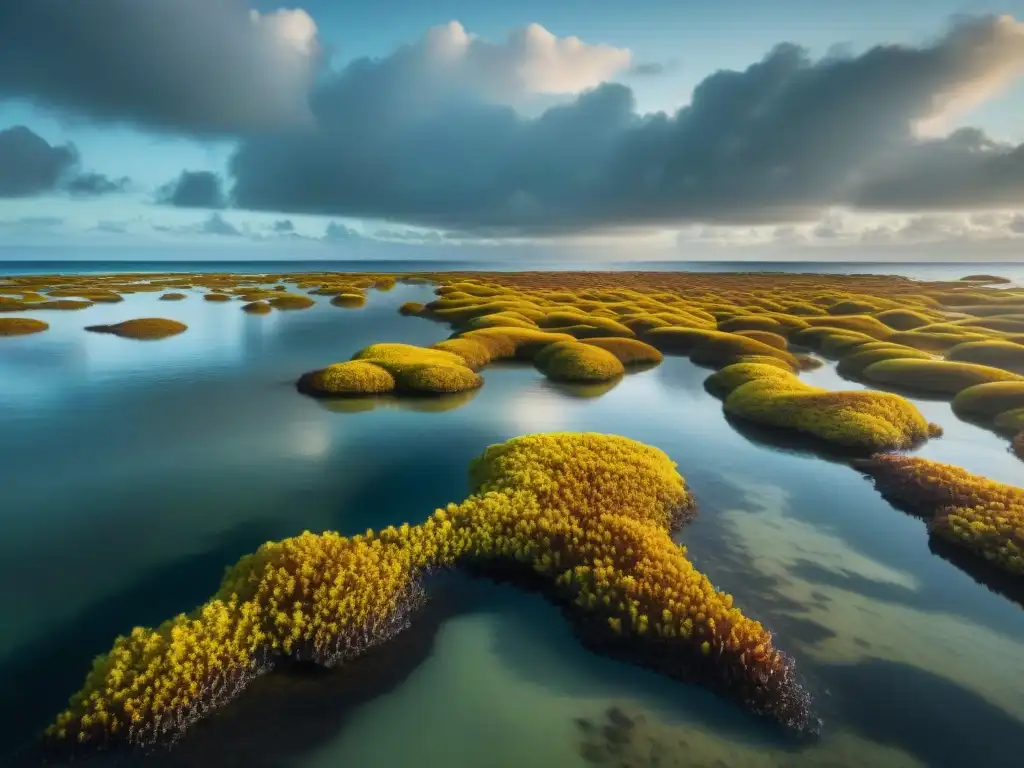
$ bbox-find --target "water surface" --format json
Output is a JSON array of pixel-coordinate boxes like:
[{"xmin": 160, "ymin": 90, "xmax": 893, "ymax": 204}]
[{"xmin": 1, "ymin": 274, "xmax": 1022, "ymax": 768}]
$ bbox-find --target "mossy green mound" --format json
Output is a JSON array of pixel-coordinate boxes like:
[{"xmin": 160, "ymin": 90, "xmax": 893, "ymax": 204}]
[
  {"xmin": 951, "ymin": 382, "xmax": 1024, "ymax": 421},
  {"xmin": 862, "ymin": 359, "xmax": 1022, "ymax": 395},
  {"xmin": 0, "ymin": 317, "xmax": 49, "ymax": 336},
  {"xmin": 734, "ymin": 330, "xmax": 789, "ymax": 350},
  {"xmin": 242, "ymin": 301, "xmax": 272, "ymax": 315},
  {"xmin": 352, "ymin": 343, "xmax": 482, "ymax": 394},
  {"xmin": 270, "ymin": 295, "xmax": 316, "ymax": 310},
  {"xmin": 946, "ymin": 340, "xmax": 1024, "ymax": 374},
  {"xmin": 718, "ymin": 316, "xmax": 786, "ymax": 334},
  {"xmin": 158, "ymin": 293, "xmax": 187, "ymax": 301},
  {"xmin": 203, "ymin": 293, "xmax": 232, "ymax": 302},
  {"xmin": 84, "ymin": 318, "xmax": 188, "ymax": 340},
  {"xmin": 874, "ymin": 309, "xmax": 934, "ymax": 330},
  {"xmin": 462, "ymin": 312, "xmax": 538, "ymax": 331},
  {"xmin": 457, "ymin": 327, "xmax": 575, "ymax": 361},
  {"xmin": 331, "ymin": 293, "xmax": 366, "ymax": 308},
  {"xmin": 394, "ymin": 363, "xmax": 483, "ymax": 394},
  {"xmin": 836, "ymin": 344, "xmax": 933, "ymax": 378},
  {"xmin": 705, "ymin": 362, "xmax": 794, "ymax": 398},
  {"xmin": 690, "ymin": 333, "xmax": 799, "ymax": 368},
  {"xmin": 578, "ymin": 337, "xmax": 663, "ymax": 366},
  {"xmin": 535, "ymin": 341, "xmax": 626, "ymax": 383},
  {"xmin": 888, "ymin": 330, "xmax": 993, "ymax": 353},
  {"xmin": 802, "ymin": 315, "xmax": 894, "ymax": 339},
  {"xmin": 399, "ymin": 301, "xmax": 425, "ymax": 316},
  {"xmin": 642, "ymin": 327, "xmax": 721, "ymax": 354},
  {"xmin": 725, "ymin": 372, "xmax": 937, "ymax": 451},
  {"xmin": 353, "ymin": 343, "xmax": 465, "ymax": 370},
  {"xmin": 297, "ymin": 361, "xmax": 397, "ymax": 397},
  {"xmin": 430, "ymin": 338, "xmax": 494, "ymax": 370}
]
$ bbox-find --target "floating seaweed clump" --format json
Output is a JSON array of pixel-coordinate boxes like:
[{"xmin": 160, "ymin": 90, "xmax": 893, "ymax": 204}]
[
  {"xmin": 46, "ymin": 433, "xmax": 816, "ymax": 753},
  {"xmin": 722, "ymin": 365, "xmax": 938, "ymax": 452},
  {"xmin": 0, "ymin": 317, "xmax": 49, "ymax": 336},
  {"xmin": 856, "ymin": 455, "xmax": 1024, "ymax": 576},
  {"xmin": 159, "ymin": 293, "xmax": 187, "ymax": 301},
  {"xmin": 84, "ymin": 318, "xmax": 188, "ymax": 340},
  {"xmin": 203, "ymin": 293, "xmax": 232, "ymax": 302},
  {"xmin": 242, "ymin": 301, "xmax": 272, "ymax": 315}
]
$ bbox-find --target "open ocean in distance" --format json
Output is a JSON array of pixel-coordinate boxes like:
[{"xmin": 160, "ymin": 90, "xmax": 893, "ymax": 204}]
[{"xmin": 1, "ymin": 259, "xmax": 1024, "ymax": 285}]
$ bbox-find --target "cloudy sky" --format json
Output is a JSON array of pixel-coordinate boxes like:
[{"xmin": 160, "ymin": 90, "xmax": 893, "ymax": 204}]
[{"xmin": 1, "ymin": 0, "xmax": 1023, "ymax": 260}]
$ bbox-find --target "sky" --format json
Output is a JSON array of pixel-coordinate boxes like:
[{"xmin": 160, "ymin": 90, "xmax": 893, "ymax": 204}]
[{"xmin": 1, "ymin": 0, "xmax": 1023, "ymax": 261}]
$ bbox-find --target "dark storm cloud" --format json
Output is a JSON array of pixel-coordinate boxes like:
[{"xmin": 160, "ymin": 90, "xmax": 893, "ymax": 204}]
[
  {"xmin": 853, "ymin": 128, "xmax": 1024, "ymax": 210},
  {"xmin": 0, "ymin": 125, "xmax": 127, "ymax": 198},
  {"xmin": 271, "ymin": 219, "xmax": 296, "ymax": 233},
  {"xmin": 157, "ymin": 171, "xmax": 227, "ymax": 208},
  {"xmin": 0, "ymin": 0, "xmax": 319, "ymax": 134},
  {"xmin": 230, "ymin": 15, "xmax": 1024, "ymax": 233},
  {"xmin": 0, "ymin": 125, "xmax": 77, "ymax": 197}
]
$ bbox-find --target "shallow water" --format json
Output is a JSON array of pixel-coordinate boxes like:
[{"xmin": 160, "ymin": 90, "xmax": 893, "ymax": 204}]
[{"xmin": 1, "ymin": 277, "xmax": 1022, "ymax": 768}]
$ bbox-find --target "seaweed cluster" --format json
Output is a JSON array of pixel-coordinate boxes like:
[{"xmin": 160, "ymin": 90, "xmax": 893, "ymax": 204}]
[
  {"xmin": 46, "ymin": 433, "xmax": 816, "ymax": 753},
  {"xmin": 857, "ymin": 455, "xmax": 1024, "ymax": 577}
]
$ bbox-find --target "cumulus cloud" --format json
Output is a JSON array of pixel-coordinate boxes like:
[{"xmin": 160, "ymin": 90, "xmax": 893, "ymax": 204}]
[
  {"xmin": 158, "ymin": 171, "xmax": 227, "ymax": 208},
  {"xmin": 229, "ymin": 15, "xmax": 1024, "ymax": 234},
  {"xmin": 0, "ymin": 0, "xmax": 320, "ymax": 134},
  {"xmin": 0, "ymin": 125, "xmax": 127, "ymax": 197}
]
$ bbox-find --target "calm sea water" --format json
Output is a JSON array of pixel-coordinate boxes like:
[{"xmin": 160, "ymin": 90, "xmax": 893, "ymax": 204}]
[
  {"xmin": 1, "ymin": 258, "xmax": 1024, "ymax": 286},
  {"xmin": 1, "ymin": 265, "xmax": 1022, "ymax": 767}
]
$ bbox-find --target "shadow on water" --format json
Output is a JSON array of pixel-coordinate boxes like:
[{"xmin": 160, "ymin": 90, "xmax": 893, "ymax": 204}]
[
  {"xmin": 926, "ymin": 536, "xmax": 1024, "ymax": 611},
  {"xmin": 721, "ymin": 413, "xmax": 867, "ymax": 466},
  {"xmin": 819, "ymin": 657, "xmax": 1024, "ymax": 768},
  {"xmin": 0, "ymin": 519, "xmax": 282, "ymax": 764},
  {"xmin": 310, "ymin": 388, "xmax": 480, "ymax": 415},
  {"xmin": 851, "ymin": 473, "xmax": 1024, "ymax": 613},
  {"xmin": 791, "ymin": 548, "xmax": 1024, "ymax": 617}
]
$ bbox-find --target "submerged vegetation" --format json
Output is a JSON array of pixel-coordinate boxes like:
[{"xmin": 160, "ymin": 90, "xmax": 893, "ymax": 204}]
[{"xmin": 46, "ymin": 433, "xmax": 816, "ymax": 752}]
